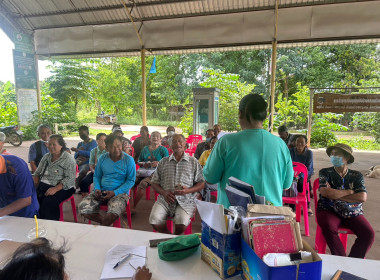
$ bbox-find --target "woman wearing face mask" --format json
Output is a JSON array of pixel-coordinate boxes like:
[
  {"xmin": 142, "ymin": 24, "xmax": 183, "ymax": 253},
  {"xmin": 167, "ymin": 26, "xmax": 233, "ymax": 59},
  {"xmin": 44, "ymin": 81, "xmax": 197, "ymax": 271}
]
[
  {"xmin": 161, "ymin": 126, "xmax": 176, "ymax": 147},
  {"xmin": 317, "ymin": 143, "xmax": 374, "ymax": 258}
]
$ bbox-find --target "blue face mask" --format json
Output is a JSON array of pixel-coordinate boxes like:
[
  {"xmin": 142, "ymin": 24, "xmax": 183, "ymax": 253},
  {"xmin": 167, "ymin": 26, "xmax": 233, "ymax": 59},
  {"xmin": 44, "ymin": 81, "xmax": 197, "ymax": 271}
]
[
  {"xmin": 206, "ymin": 138, "xmax": 211, "ymax": 142},
  {"xmin": 330, "ymin": 156, "xmax": 344, "ymax": 167}
]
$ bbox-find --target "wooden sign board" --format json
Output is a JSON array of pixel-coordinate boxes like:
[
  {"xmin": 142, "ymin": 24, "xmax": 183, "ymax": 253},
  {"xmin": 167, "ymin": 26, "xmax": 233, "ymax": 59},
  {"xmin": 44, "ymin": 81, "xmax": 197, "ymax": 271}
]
[{"xmin": 313, "ymin": 93, "xmax": 380, "ymax": 113}]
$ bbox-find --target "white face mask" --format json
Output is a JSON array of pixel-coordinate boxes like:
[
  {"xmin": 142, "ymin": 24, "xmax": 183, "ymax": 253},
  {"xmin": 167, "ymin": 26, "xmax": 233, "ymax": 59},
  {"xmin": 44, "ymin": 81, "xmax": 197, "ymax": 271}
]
[{"xmin": 168, "ymin": 131, "xmax": 175, "ymax": 136}]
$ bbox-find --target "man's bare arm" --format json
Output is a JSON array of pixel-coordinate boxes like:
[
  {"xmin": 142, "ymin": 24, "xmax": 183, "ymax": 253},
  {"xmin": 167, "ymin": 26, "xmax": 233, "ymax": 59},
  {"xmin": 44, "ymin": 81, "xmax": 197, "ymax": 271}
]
[{"xmin": 0, "ymin": 197, "xmax": 32, "ymax": 217}]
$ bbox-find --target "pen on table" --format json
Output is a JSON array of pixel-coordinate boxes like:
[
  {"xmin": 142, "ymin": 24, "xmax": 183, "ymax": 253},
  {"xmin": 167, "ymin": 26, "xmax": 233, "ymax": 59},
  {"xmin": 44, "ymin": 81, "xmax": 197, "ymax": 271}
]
[{"xmin": 113, "ymin": 254, "xmax": 131, "ymax": 269}]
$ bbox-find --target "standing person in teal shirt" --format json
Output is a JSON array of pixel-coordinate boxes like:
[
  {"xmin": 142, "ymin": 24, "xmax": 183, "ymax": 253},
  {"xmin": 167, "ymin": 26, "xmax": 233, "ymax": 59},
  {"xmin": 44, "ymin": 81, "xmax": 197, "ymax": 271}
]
[{"xmin": 203, "ymin": 94, "xmax": 293, "ymax": 208}]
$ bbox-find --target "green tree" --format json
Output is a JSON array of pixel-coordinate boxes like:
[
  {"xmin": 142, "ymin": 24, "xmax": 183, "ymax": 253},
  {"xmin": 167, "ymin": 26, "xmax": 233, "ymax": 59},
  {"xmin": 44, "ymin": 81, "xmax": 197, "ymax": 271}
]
[
  {"xmin": 0, "ymin": 81, "xmax": 18, "ymax": 126},
  {"xmin": 46, "ymin": 59, "xmax": 93, "ymax": 116},
  {"xmin": 199, "ymin": 69, "xmax": 256, "ymax": 132}
]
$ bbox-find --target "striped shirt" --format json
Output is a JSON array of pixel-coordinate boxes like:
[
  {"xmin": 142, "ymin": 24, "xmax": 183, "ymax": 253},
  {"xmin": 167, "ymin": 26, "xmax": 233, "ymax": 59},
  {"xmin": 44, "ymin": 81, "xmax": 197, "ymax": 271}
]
[
  {"xmin": 151, "ymin": 153, "xmax": 204, "ymax": 215},
  {"xmin": 34, "ymin": 152, "xmax": 76, "ymax": 190}
]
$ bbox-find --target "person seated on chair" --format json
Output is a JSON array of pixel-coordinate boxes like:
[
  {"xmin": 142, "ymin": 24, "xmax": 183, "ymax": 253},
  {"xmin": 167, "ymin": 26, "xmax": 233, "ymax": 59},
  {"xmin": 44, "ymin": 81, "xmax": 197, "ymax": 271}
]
[
  {"xmin": 198, "ymin": 136, "xmax": 218, "ymax": 202},
  {"xmin": 194, "ymin": 129, "xmax": 215, "ymax": 160},
  {"xmin": 132, "ymin": 126, "xmax": 150, "ymax": 162},
  {"xmin": 0, "ymin": 154, "xmax": 39, "ymax": 218},
  {"xmin": 0, "ymin": 132, "xmax": 12, "ymax": 155},
  {"xmin": 317, "ymin": 143, "xmax": 374, "ymax": 258},
  {"xmin": 289, "ymin": 134, "xmax": 314, "ymax": 215},
  {"xmin": 79, "ymin": 133, "xmax": 107, "ymax": 197},
  {"xmin": 0, "ymin": 237, "xmax": 152, "ymax": 280},
  {"xmin": 149, "ymin": 134, "xmax": 205, "ymax": 235},
  {"xmin": 161, "ymin": 126, "xmax": 176, "ymax": 147},
  {"xmin": 78, "ymin": 134, "xmax": 136, "ymax": 226},
  {"xmin": 278, "ymin": 125, "xmax": 294, "ymax": 148},
  {"xmin": 133, "ymin": 131, "xmax": 169, "ymax": 212},
  {"xmin": 28, "ymin": 124, "xmax": 52, "ymax": 173},
  {"xmin": 71, "ymin": 126, "xmax": 97, "ymax": 189},
  {"xmin": 112, "ymin": 126, "xmax": 133, "ymax": 155},
  {"xmin": 213, "ymin": 124, "xmax": 222, "ymax": 138},
  {"xmin": 33, "ymin": 135, "xmax": 76, "ymax": 221}
]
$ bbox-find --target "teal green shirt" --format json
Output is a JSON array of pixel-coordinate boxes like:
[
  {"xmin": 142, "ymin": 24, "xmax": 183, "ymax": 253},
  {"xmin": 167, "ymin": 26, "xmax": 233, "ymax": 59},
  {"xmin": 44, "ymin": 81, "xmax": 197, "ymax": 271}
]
[
  {"xmin": 138, "ymin": 146, "xmax": 169, "ymax": 162},
  {"xmin": 203, "ymin": 129, "xmax": 293, "ymax": 208}
]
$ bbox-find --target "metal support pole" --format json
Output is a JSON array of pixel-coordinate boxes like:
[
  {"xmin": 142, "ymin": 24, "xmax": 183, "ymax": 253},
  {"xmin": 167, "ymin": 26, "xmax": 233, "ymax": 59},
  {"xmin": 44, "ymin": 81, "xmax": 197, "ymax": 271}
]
[
  {"xmin": 141, "ymin": 49, "xmax": 147, "ymax": 126},
  {"xmin": 307, "ymin": 89, "xmax": 314, "ymax": 146},
  {"xmin": 269, "ymin": 41, "xmax": 278, "ymax": 133},
  {"xmin": 269, "ymin": 0, "xmax": 279, "ymax": 133}
]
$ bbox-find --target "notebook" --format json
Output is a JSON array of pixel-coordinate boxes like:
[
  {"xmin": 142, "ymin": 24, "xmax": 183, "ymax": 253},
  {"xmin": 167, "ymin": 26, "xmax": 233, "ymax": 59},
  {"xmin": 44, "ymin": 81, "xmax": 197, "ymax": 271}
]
[
  {"xmin": 249, "ymin": 220, "xmax": 299, "ymax": 259},
  {"xmin": 228, "ymin": 176, "xmax": 257, "ymax": 203},
  {"xmin": 226, "ymin": 186, "xmax": 253, "ymax": 211}
]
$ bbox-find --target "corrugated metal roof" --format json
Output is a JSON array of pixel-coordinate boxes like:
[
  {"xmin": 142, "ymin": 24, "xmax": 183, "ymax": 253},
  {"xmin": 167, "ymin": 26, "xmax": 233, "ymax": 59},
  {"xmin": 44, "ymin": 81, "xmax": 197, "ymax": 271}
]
[
  {"xmin": 1, "ymin": 0, "xmax": 367, "ymax": 31},
  {"xmin": 1, "ymin": 0, "xmax": 379, "ymax": 58}
]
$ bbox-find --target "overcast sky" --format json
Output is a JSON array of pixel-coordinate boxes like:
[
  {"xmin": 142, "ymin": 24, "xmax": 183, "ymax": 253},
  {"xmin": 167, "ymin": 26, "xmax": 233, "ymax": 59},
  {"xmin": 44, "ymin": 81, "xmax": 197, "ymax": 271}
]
[{"xmin": 0, "ymin": 29, "xmax": 52, "ymax": 84}]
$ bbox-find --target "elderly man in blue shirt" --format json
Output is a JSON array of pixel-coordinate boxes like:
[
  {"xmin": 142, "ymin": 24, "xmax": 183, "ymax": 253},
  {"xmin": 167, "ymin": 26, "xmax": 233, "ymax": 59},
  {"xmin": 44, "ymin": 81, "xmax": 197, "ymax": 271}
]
[{"xmin": 79, "ymin": 134, "xmax": 136, "ymax": 226}]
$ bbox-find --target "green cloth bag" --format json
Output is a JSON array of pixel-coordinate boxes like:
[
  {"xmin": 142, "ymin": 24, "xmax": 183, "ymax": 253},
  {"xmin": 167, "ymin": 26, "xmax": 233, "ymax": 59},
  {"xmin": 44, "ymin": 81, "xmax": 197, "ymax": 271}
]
[{"xmin": 158, "ymin": 234, "xmax": 200, "ymax": 261}]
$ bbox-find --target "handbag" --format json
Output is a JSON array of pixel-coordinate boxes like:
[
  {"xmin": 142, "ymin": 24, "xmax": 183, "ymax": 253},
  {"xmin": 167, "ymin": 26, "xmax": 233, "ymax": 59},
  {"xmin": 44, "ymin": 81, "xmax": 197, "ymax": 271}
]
[
  {"xmin": 158, "ymin": 234, "xmax": 200, "ymax": 261},
  {"xmin": 332, "ymin": 200, "xmax": 363, "ymax": 218}
]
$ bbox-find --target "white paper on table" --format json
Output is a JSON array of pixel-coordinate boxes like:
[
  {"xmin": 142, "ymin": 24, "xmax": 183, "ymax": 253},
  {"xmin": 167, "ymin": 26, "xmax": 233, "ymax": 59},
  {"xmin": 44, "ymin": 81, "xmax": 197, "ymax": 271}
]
[
  {"xmin": 100, "ymin": 245, "xmax": 146, "ymax": 280},
  {"xmin": 195, "ymin": 200, "xmax": 227, "ymax": 234}
]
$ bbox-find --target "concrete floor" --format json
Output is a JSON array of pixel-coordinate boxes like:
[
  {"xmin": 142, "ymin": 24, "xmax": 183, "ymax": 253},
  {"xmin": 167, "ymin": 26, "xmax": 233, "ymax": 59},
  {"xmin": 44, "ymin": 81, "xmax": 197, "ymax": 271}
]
[{"xmin": 4, "ymin": 136, "xmax": 380, "ymax": 260}]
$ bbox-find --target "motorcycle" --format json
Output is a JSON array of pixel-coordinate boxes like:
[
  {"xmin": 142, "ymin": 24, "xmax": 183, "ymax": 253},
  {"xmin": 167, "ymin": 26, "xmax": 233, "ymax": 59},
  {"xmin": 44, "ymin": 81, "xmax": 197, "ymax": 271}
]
[{"xmin": 0, "ymin": 125, "xmax": 23, "ymax": 146}]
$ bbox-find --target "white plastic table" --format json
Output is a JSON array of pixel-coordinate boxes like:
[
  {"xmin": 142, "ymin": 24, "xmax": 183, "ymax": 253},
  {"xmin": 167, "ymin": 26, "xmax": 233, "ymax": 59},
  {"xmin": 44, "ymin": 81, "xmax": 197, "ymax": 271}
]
[{"xmin": 0, "ymin": 216, "xmax": 379, "ymax": 280}]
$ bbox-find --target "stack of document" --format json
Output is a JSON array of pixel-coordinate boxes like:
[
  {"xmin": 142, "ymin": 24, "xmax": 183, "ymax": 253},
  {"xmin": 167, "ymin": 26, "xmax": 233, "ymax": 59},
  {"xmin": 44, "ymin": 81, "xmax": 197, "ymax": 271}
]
[
  {"xmin": 242, "ymin": 216, "xmax": 302, "ymax": 260},
  {"xmin": 226, "ymin": 177, "xmax": 266, "ymax": 210}
]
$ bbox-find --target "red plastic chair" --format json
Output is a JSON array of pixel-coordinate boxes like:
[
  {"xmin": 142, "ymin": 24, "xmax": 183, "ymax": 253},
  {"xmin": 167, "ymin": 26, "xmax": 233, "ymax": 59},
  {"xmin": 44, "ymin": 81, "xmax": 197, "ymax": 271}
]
[
  {"xmin": 313, "ymin": 179, "xmax": 354, "ymax": 254},
  {"xmin": 88, "ymin": 190, "xmax": 133, "ymax": 229},
  {"xmin": 210, "ymin": 191, "xmax": 218, "ymax": 201},
  {"xmin": 130, "ymin": 134, "xmax": 141, "ymax": 143},
  {"xmin": 162, "ymin": 145, "xmax": 173, "ymax": 156},
  {"xmin": 282, "ymin": 162, "xmax": 310, "ymax": 236},
  {"xmin": 185, "ymin": 134, "xmax": 203, "ymax": 156},
  {"xmin": 59, "ymin": 195, "xmax": 78, "ymax": 223}
]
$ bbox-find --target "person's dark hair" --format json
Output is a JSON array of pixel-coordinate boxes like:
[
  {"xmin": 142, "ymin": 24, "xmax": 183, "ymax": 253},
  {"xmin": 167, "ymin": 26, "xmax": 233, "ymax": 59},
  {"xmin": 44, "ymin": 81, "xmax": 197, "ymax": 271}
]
[
  {"xmin": 293, "ymin": 134, "xmax": 307, "ymax": 143},
  {"xmin": 37, "ymin": 124, "xmax": 51, "ymax": 134},
  {"xmin": 78, "ymin": 125, "xmax": 89, "ymax": 133},
  {"xmin": 141, "ymin": 126, "xmax": 149, "ymax": 134},
  {"xmin": 239, "ymin": 94, "xmax": 268, "ymax": 122},
  {"xmin": 210, "ymin": 136, "xmax": 218, "ymax": 141},
  {"xmin": 96, "ymin": 133, "xmax": 107, "ymax": 140},
  {"xmin": 278, "ymin": 125, "xmax": 288, "ymax": 133},
  {"xmin": 49, "ymin": 135, "xmax": 67, "ymax": 153},
  {"xmin": 105, "ymin": 134, "xmax": 122, "ymax": 147},
  {"xmin": 112, "ymin": 124, "xmax": 121, "ymax": 130},
  {"xmin": 166, "ymin": 126, "xmax": 175, "ymax": 133},
  {"xmin": 0, "ymin": 238, "xmax": 67, "ymax": 280},
  {"xmin": 205, "ymin": 129, "xmax": 214, "ymax": 135}
]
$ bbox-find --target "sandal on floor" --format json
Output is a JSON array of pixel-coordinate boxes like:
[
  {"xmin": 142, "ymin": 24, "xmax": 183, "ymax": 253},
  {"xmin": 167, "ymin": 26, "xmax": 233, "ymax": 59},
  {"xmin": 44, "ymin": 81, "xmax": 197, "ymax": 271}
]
[{"xmin": 308, "ymin": 208, "xmax": 314, "ymax": 216}]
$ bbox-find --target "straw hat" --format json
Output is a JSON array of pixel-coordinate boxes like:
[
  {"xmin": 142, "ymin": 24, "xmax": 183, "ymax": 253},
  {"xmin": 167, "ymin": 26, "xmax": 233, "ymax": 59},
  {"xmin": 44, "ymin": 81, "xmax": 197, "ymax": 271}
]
[{"xmin": 326, "ymin": 143, "xmax": 354, "ymax": 164}]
